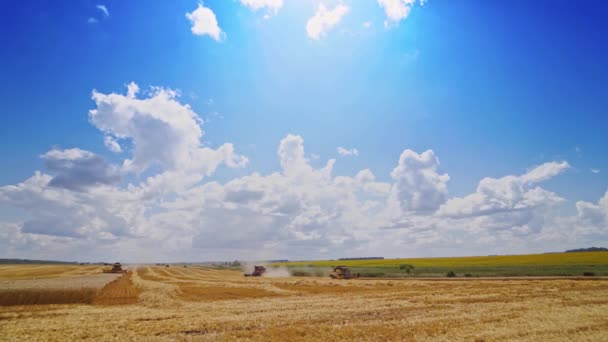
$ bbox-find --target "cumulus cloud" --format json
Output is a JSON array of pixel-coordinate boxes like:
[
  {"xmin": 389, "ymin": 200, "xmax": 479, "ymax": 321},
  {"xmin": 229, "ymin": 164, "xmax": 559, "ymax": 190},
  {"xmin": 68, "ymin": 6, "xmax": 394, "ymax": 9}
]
[
  {"xmin": 306, "ymin": 3, "xmax": 349, "ymax": 40},
  {"xmin": 0, "ymin": 128, "xmax": 597, "ymax": 261},
  {"xmin": 378, "ymin": 0, "xmax": 424, "ymax": 27},
  {"xmin": 438, "ymin": 162, "xmax": 569, "ymax": 218},
  {"xmin": 126, "ymin": 81, "xmax": 139, "ymax": 99},
  {"xmin": 240, "ymin": 0, "xmax": 283, "ymax": 17},
  {"xmin": 0, "ymin": 172, "xmax": 132, "ymax": 240},
  {"xmin": 1, "ymin": 81, "xmax": 604, "ymax": 262},
  {"xmin": 1, "ymin": 81, "xmax": 251, "ymax": 254},
  {"xmin": 89, "ymin": 82, "xmax": 247, "ymax": 177},
  {"xmin": 575, "ymin": 191, "xmax": 608, "ymax": 233},
  {"xmin": 337, "ymin": 147, "xmax": 359, "ymax": 156},
  {"xmin": 389, "ymin": 149, "xmax": 449, "ymax": 213},
  {"xmin": 104, "ymin": 135, "xmax": 122, "ymax": 153},
  {"xmin": 41, "ymin": 148, "xmax": 119, "ymax": 190},
  {"xmin": 278, "ymin": 134, "xmax": 335, "ymax": 180},
  {"xmin": 186, "ymin": 3, "xmax": 223, "ymax": 41}
]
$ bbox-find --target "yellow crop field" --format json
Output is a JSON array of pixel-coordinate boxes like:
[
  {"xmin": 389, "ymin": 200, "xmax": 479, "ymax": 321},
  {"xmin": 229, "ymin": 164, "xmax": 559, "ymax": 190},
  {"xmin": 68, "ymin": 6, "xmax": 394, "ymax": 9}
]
[
  {"xmin": 0, "ymin": 265, "xmax": 124, "ymax": 306},
  {"xmin": 1, "ymin": 264, "xmax": 608, "ymax": 341},
  {"xmin": 0, "ymin": 264, "xmax": 106, "ymax": 280},
  {"xmin": 275, "ymin": 251, "xmax": 608, "ymax": 268}
]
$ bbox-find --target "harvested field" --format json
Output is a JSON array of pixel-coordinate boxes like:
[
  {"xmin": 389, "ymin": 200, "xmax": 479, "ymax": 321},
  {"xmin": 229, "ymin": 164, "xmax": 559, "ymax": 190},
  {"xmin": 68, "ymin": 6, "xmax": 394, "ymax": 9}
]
[
  {"xmin": 93, "ymin": 272, "xmax": 140, "ymax": 305},
  {"xmin": 0, "ymin": 288, "xmax": 100, "ymax": 306},
  {"xmin": 0, "ymin": 274, "xmax": 121, "ymax": 290},
  {"xmin": 1, "ymin": 265, "xmax": 608, "ymax": 340}
]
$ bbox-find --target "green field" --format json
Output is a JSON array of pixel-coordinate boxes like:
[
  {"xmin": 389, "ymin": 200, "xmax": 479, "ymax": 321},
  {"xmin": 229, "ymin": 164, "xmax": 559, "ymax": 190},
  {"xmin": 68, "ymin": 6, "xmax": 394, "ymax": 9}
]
[{"xmin": 274, "ymin": 252, "xmax": 608, "ymax": 277}]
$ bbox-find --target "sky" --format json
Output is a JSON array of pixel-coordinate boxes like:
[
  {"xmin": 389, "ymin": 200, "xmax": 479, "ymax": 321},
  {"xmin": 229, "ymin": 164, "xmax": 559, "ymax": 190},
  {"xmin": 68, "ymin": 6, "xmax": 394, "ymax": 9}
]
[{"xmin": 0, "ymin": 0, "xmax": 607, "ymax": 262}]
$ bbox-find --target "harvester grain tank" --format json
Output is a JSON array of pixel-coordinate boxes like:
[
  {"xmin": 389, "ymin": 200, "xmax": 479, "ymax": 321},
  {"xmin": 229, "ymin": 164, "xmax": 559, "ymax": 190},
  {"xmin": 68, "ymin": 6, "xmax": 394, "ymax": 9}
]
[
  {"xmin": 329, "ymin": 266, "xmax": 359, "ymax": 279},
  {"xmin": 245, "ymin": 266, "xmax": 267, "ymax": 277}
]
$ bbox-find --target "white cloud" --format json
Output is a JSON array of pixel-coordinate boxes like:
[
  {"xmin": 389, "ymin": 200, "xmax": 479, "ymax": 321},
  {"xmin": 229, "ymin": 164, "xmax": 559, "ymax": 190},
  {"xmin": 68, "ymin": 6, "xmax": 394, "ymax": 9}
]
[
  {"xmin": 575, "ymin": 191, "xmax": 608, "ymax": 233},
  {"xmin": 41, "ymin": 148, "xmax": 119, "ymax": 190},
  {"xmin": 278, "ymin": 134, "xmax": 331, "ymax": 179},
  {"xmin": 96, "ymin": 4, "xmax": 109, "ymax": 18},
  {"xmin": 363, "ymin": 21, "xmax": 372, "ymax": 28},
  {"xmin": 337, "ymin": 147, "xmax": 359, "ymax": 156},
  {"xmin": 186, "ymin": 3, "xmax": 223, "ymax": 41},
  {"xmin": 378, "ymin": 0, "xmax": 424, "ymax": 27},
  {"xmin": 1, "ymin": 82, "xmax": 606, "ymax": 262},
  {"xmin": 438, "ymin": 161, "xmax": 570, "ymax": 218},
  {"xmin": 104, "ymin": 135, "xmax": 122, "ymax": 153},
  {"xmin": 87, "ymin": 17, "xmax": 99, "ymax": 24},
  {"xmin": 1, "ymin": 126, "xmax": 600, "ymax": 261},
  {"xmin": 0, "ymin": 172, "xmax": 136, "ymax": 240},
  {"xmin": 89, "ymin": 82, "xmax": 247, "ymax": 177},
  {"xmin": 389, "ymin": 149, "xmax": 449, "ymax": 214},
  {"xmin": 591, "ymin": 169, "xmax": 600, "ymax": 174},
  {"xmin": 306, "ymin": 3, "xmax": 349, "ymax": 40},
  {"xmin": 126, "ymin": 81, "xmax": 139, "ymax": 99},
  {"xmin": 240, "ymin": 0, "xmax": 283, "ymax": 17},
  {"xmin": 520, "ymin": 161, "xmax": 570, "ymax": 184},
  {"xmin": 0, "ymin": 82, "xmax": 251, "ymax": 257},
  {"xmin": 42, "ymin": 148, "xmax": 96, "ymax": 161}
]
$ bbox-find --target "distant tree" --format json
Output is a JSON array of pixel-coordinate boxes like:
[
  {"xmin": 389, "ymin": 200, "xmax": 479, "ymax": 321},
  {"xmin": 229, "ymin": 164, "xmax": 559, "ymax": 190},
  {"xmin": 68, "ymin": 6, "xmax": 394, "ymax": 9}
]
[
  {"xmin": 231, "ymin": 260, "xmax": 241, "ymax": 267},
  {"xmin": 565, "ymin": 247, "xmax": 608, "ymax": 253},
  {"xmin": 399, "ymin": 264, "xmax": 415, "ymax": 274},
  {"xmin": 446, "ymin": 271, "xmax": 456, "ymax": 277}
]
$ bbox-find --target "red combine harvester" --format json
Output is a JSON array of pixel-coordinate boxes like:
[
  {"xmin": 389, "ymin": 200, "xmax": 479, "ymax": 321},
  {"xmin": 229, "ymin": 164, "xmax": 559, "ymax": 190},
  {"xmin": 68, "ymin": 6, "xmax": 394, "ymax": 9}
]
[
  {"xmin": 329, "ymin": 266, "xmax": 359, "ymax": 279},
  {"xmin": 244, "ymin": 266, "xmax": 267, "ymax": 277}
]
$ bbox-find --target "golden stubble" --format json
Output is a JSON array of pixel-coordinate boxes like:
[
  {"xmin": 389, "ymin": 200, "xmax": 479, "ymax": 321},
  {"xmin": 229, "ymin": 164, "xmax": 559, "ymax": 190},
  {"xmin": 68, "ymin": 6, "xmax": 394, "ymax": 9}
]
[{"xmin": 1, "ymin": 265, "xmax": 608, "ymax": 341}]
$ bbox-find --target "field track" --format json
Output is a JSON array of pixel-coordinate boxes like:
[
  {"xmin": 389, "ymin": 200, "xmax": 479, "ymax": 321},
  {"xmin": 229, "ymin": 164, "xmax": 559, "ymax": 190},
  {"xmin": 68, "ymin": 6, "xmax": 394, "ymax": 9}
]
[{"xmin": 92, "ymin": 272, "xmax": 140, "ymax": 305}]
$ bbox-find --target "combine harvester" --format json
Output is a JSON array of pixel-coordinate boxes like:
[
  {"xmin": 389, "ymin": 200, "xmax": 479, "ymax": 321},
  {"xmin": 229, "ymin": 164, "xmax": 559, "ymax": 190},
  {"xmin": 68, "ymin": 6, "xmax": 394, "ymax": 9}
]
[
  {"xmin": 244, "ymin": 266, "xmax": 267, "ymax": 277},
  {"xmin": 103, "ymin": 262, "xmax": 127, "ymax": 274},
  {"xmin": 329, "ymin": 266, "xmax": 359, "ymax": 279}
]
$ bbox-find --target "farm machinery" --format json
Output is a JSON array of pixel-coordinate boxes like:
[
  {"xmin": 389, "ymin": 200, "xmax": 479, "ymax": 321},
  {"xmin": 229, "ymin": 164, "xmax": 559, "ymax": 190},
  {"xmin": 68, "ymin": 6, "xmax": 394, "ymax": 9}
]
[
  {"xmin": 329, "ymin": 266, "xmax": 359, "ymax": 279},
  {"xmin": 244, "ymin": 266, "xmax": 267, "ymax": 277},
  {"xmin": 103, "ymin": 262, "xmax": 127, "ymax": 274}
]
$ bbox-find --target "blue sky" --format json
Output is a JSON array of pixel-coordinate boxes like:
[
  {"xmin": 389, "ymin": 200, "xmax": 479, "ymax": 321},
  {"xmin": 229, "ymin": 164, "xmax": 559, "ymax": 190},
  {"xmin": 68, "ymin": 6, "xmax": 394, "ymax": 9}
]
[{"xmin": 0, "ymin": 1, "xmax": 607, "ymax": 262}]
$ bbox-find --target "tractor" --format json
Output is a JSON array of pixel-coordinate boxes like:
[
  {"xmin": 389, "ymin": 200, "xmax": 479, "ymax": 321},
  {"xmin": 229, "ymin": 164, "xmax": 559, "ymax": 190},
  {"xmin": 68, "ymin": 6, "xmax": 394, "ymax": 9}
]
[
  {"xmin": 329, "ymin": 266, "xmax": 359, "ymax": 279},
  {"xmin": 244, "ymin": 266, "xmax": 267, "ymax": 277}
]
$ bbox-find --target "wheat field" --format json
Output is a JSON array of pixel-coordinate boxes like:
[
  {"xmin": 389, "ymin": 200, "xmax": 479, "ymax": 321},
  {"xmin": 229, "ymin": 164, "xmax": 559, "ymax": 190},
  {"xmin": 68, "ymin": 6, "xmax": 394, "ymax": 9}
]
[
  {"xmin": 0, "ymin": 264, "xmax": 106, "ymax": 280},
  {"xmin": 1, "ymin": 264, "xmax": 608, "ymax": 341}
]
